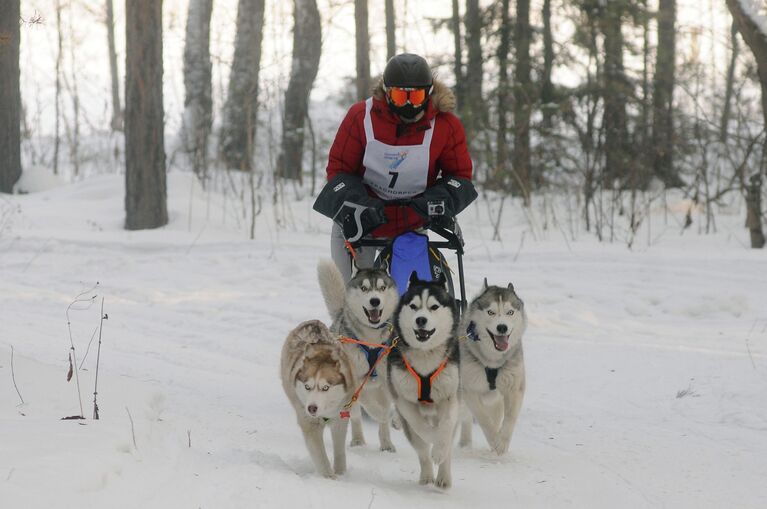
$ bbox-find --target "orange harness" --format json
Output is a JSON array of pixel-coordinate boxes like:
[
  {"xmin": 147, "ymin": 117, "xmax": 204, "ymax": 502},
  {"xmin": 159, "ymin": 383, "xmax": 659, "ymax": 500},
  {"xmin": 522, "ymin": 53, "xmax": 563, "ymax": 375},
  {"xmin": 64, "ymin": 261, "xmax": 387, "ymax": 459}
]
[
  {"xmin": 339, "ymin": 335, "xmax": 398, "ymax": 418},
  {"xmin": 401, "ymin": 354, "xmax": 450, "ymax": 404}
]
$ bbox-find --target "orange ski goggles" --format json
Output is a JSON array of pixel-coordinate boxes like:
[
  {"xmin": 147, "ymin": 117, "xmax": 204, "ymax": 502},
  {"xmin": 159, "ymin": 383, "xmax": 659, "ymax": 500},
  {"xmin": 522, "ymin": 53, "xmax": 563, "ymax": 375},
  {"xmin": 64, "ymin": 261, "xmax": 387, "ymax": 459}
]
[{"xmin": 385, "ymin": 86, "xmax": 431, "ymax": 107}]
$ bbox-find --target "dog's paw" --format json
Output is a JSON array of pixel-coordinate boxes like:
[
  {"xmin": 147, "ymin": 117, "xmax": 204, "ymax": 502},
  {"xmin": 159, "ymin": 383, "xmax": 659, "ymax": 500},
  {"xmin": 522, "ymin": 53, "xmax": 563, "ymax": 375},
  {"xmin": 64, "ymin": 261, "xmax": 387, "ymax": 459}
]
[
  {"xmin": 333, "ymin": 463, "xmax": 346, "ymax": 476},
  {"xmin": 434, "ymin": 471, "xmax": 452, "ymax": 489},
  {"xmin": 319, "ymin": 469, "xmax": 337, "ymax": 480},
  {"xmin": 492, "ymin": 436, "xmax": 510, "ymax": 456},
  {"xmin": 380, "ymin": 442, "xmax": 397, "ymax": 453},
  {"xmin": 419, "ymin": 472, "xmax": 434, "ymax": 485},
  {"xmin": 430, "ymin": 443, "xmax": 449, "ymax": 465},
  {"xmin": 349, "ymin": 437, "xmax": 366, "ymax": 447}
]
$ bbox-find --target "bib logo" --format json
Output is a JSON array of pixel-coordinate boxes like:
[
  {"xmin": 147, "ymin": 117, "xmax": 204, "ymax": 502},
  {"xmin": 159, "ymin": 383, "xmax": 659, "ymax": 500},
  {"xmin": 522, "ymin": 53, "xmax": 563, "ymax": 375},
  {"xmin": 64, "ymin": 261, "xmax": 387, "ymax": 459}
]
[{"xmin": 385, "ymin": 151, "xmax": 409, "ymax": 171}]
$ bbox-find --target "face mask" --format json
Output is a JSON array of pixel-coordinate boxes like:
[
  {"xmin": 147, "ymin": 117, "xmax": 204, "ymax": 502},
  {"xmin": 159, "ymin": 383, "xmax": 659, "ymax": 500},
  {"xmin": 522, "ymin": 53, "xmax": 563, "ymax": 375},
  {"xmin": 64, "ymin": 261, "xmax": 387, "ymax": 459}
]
[{"xmin": 389, "ymin": 102, "xmax": 426, "ymax": 121}]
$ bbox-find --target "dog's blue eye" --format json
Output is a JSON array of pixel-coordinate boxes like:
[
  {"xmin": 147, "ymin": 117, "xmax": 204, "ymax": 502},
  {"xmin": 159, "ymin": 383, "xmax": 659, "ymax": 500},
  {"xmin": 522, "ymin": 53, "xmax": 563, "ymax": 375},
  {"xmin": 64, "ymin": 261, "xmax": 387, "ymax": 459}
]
[
  {"xmin": 304, "ymin": 384, "xmax": 311, "ymax": 391},
  {"xmin": 430, "ymin": 305, "xmax": 439, "ymax": 311},
  {"xmin": 487, "ymin": 310, "xmax": 495, "ymax": 316},
  {"xmin": 322, "ymin": 385, "xmax": 329, "ymax": 391},
  {"xmin": 409, "ymin": 304, "xmax": 418, "ymax": 310},
  {"xmin": 361, "ymin": 286, "xmax": 369, "ymax": 292},
  {"xmin": 507, "ymin": 310, "xmax": 514, "ymax": 316},
  {"xmin": 379, "ymin": 286, "xmax": 386, "ymax": 292}
]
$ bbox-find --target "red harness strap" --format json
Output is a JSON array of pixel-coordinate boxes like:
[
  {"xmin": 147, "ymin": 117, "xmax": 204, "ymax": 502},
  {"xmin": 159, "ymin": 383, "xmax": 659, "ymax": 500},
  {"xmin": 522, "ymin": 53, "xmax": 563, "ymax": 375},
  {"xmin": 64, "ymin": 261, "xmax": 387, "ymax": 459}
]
[
  {"xmin": 401, "ymin": 355, "xmax": 449, "ymax": 404},
  {"xmin": 340, "ymin": 337, "xmax": 398, "ymax": 417}
]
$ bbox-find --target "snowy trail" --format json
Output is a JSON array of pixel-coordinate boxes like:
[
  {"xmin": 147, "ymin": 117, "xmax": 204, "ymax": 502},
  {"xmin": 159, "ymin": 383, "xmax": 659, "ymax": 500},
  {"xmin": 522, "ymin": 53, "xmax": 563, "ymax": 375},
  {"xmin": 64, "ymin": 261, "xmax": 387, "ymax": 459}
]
[{"xmin": 1, "ymin": 174, "xmax": 766, "ymax": 508}]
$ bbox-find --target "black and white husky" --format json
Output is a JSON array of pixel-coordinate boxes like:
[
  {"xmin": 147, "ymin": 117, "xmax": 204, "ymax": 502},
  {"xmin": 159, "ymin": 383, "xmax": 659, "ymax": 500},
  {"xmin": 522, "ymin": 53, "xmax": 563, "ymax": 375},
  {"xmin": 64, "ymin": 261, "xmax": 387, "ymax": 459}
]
[
  {"xmin": 388, "ymin": 272, "xmax": 460, "ymax": 488},
  {"xmin": 317, "ymin": 259, "xmax": 400, "ymax": 451},
  {"xmin": 458, "ymin": 280, "xmax": 527, "ymax": 455}
]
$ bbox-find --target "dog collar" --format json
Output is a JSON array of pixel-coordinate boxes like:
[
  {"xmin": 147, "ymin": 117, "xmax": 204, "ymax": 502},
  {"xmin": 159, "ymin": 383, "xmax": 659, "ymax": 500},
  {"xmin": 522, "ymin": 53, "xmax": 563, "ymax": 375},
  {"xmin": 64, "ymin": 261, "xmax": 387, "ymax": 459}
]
[{"xmin": 466, "ymin": 322, "xmax": 480, "ymax": 342}]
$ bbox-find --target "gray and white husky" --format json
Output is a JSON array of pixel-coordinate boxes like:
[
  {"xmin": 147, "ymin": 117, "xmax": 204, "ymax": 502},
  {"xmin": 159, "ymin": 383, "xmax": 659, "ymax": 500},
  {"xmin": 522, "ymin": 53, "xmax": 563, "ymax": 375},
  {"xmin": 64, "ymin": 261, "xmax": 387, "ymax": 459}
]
[
  {"xmin": 388, "ymin": 272, "xmax": 460, "ymax": 489},
  {"xmin": 280, "ymin": 320, "xmax": 355, "ymax": 478},
  {"xmin": 317, "ymin": 259, "xmax": 400, "ymax": 451},
  {"xmin": 458, "ymin": 280, "xmax": 527, "ymax": 455}
]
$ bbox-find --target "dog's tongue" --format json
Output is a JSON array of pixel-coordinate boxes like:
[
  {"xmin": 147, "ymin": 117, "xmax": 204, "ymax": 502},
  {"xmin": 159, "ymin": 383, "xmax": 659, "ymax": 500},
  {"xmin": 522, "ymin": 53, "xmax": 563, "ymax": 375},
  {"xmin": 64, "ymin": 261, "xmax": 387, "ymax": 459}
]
[
  {"xmin": 493, "ymin": 335, "xmax": 510, "ymax": 352},
  {"xmin": 368, "ymin": 309, "xmax": 381, "ymax": 323}
]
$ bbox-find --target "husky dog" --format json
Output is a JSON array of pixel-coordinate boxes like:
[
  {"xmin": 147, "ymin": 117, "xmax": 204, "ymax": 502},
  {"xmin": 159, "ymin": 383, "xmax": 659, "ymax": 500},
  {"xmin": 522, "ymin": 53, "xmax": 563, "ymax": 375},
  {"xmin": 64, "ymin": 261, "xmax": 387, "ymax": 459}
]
[
  {"xmin": 317, "ymin": 259, "xmax": 400, "ymax": 451},
  {"xmin": 458, "ymin": 280, "xmax": 527, "ymax": 455},
  {"xmin": 388, "ymin": 272, "xmax": 460, "ymax": 488},
  {"xmin": 280, "ymin": 320, "xmax": 355, "ymax": 478}
]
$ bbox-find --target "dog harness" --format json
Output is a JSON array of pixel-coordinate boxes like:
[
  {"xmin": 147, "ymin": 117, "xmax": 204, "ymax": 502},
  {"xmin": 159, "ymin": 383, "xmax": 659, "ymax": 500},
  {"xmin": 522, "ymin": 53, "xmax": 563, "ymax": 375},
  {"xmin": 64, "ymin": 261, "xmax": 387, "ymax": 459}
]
[
  {"xmin": 339, "ymin": 335, "xmax": 392, "ymax": 379},
  {"xmin": 485, "ymin": 367, "xmax": 499, "ymax": 391},
  {"xmin": 355, "ymin": 343, "xmax": 385, "ymax": 379},
  {"xmin": 467, "ymin": 322, "xmax": 499, "ymax": 391},
  {"xmin": 401, "ymin": 354, "xmax": 449, "ymax": 404}
]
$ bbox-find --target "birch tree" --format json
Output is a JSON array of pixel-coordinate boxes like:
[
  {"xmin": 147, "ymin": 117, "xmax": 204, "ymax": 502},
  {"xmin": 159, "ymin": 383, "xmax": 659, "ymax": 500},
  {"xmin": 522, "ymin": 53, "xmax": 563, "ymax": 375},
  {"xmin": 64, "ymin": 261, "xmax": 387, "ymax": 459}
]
[
  {"xmin": 221, "ymin": 0, "xmax": 266, "ymax": 172},
  {"xmin": 385, "ymin": 0, "xmax": 395, "ymax": 60},
  {"xmin": 106, "ymin": 0, "xmax": 122, "ymax": 131},
  {"xmin": 183, "ymin": 0, "xmax": 214, "ymax": 180},
  {"xmin": 355, "ymin": 0, "xmax": 370, "ymax": 101},
  {"xmin": 278, "ymin": 0, "xmax": 321, "ymax": 182}
]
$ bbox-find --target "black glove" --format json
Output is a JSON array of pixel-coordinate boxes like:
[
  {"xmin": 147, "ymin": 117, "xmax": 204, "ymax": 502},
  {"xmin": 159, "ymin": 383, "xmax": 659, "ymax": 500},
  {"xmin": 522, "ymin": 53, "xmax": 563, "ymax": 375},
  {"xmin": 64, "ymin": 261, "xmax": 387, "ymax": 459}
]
[
  {"xmin": 313, "ymin": 174, "xmax": 387, "ymax": 241},
  {"xmin": 410, "ymin": 177, "xmax": 478, "ymax": 221},
  {"xmin": 339, "ymin": 201, "xmax": 386, "ymax": 241}
]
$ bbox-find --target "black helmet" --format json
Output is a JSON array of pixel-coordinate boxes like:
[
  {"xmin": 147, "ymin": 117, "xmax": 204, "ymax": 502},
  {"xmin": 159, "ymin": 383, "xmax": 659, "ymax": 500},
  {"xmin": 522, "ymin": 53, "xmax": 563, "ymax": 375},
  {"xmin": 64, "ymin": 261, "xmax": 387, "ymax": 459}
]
[
  {"xmin": 383, "ymin": 53, "xmax": 433, "ymax": 88},
  {"xmin": 382, "ymin": 54, "xmax": 433, "ymax": 120}
]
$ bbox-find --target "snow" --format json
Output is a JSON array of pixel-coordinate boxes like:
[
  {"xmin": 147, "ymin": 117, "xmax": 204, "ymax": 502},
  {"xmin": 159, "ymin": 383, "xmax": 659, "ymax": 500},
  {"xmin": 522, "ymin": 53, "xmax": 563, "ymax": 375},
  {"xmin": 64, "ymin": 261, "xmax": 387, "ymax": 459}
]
[{"xmin": 1, "ymin": 173, "xmax": 767, "ymax": 508}]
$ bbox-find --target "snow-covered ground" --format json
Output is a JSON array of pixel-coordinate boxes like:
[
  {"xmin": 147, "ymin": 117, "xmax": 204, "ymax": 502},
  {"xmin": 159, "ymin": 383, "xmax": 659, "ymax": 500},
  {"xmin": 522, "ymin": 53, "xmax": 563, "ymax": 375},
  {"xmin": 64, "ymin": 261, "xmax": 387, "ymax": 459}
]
[{"xmin": 1, "ymin": 173, "xmax": 766, "ymax": 508}]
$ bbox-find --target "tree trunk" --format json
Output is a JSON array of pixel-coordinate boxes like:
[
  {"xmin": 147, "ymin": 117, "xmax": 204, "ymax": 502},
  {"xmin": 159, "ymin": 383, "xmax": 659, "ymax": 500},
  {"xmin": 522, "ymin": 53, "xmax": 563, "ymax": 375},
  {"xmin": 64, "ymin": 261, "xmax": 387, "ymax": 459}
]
[
  {"xmin": 0, "ymin": 0, "xmax": 22, "ymax": 193},
  {"xmin": 279, "ymin": 0, "xmax": 321, "ymax": 182},
  {"xmin": 726, "ymin": 0, "xmax": 767, "ymax": 249},
  {"xmin": 221, "ymin": 0, "xmax": 266, "ymax": 172},
  {"xmin": 183, "ymin": 0, "xmax": 214, "ymax": 180},
  {"xmin": 745, "ymin": 174, "xmax": 765, "ymax": 248},
  {"xmin": 451, "ymin": 0, "xmax": 464, "ymax": 110},
  {"xmin": 125, "ymin": 0, "xmax": 168, "ymax": 230},
  {"xmin": 727, "ymin": 0, "xmax": 767, "ymax": 127},
  {"xmin": 639, "ymin": 0, "xmax": 650, "ymax": 177},
  {"xmin": 720, "ymin": 20, "xmax": 739, "ymax": 143},
  {"xmin": 495, "ymin": 0, "xmax": 510, "ymax": 188},
  {"xmin": 513, "ymin": 0, "xmax": 532, "ymax": 205},
  {"xmin": 385, "ymin": 0, "xmax": 396, "ymax": 60},
  {"xmin": 355, "ymin": 0, "xmax": 370, "ymax": 101},
  {"xmin": 464, "ymin": 0, "xmax": 483, "ymax": 146},
  {"xmin": 54, "ymin": 0, "xmax": 63, "ymax": 175},
  {"xmin": 107, "ymin": 0, "xmax": 122, "ymax": 131},
  {"xmin": 600, "ymin": 0, "xmax": 630, "ymax": 188},
  {"xmin": 541, "ymin": 0, "xmax": 555, "ymax": 129},
  {"xmin": 652, "ymin": 0, "xmax": 682, "ymax": 188}
]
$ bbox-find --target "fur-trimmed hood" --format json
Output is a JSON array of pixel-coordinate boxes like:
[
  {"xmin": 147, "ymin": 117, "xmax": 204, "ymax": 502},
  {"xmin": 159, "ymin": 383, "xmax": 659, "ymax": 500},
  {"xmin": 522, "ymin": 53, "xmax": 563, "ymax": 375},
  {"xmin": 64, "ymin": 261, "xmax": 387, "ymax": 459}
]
[{"xmin": 372, "ymin": 78, "xmax": 457, "ymax": 113}]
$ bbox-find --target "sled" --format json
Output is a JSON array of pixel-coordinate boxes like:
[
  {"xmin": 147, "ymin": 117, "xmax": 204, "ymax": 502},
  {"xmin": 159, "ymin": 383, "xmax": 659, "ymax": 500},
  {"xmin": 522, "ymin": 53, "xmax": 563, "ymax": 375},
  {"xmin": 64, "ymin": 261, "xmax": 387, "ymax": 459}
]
[{"xmin": 346, "ymin": 199, "xmax": 468, "ymax": 314}]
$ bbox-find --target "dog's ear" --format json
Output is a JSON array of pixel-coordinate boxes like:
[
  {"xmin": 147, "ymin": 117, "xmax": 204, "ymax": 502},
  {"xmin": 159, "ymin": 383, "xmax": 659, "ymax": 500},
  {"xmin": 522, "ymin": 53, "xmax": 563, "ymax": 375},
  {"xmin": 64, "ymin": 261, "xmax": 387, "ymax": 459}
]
[
  {"xmin": 483, "ymin": 277, "xmax": 489, "ymax": 291},
  {"xmin": 436, "ymin": 270, "xmax": 447, "ymax": 286},
  {"xmin": 508, "ymin": 282, "xmax": 515, "ymax": 291},
  {"xmin": 379, "ymin": 256, "xmax": 390, "ymax": 273},
  {"xmin": 409, "ymin": 271, "xmax": 420, "ymax": 287}
]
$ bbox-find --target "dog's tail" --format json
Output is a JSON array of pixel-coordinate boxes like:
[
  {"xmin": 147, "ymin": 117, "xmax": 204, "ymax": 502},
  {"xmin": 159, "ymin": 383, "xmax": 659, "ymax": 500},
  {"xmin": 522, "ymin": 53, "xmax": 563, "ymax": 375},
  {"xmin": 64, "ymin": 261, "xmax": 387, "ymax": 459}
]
[{"xmin": 317, "ymin": 259, "xmax": 346, "ymax": 317}]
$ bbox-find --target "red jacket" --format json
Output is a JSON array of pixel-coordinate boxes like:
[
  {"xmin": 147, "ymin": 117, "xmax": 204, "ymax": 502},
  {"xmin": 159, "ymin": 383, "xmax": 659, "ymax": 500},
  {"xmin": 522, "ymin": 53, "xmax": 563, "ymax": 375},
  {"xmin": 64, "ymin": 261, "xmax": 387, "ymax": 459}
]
[{"xmin": 326, "ymin": 80, "xmax": 473, "ymax": 237}]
